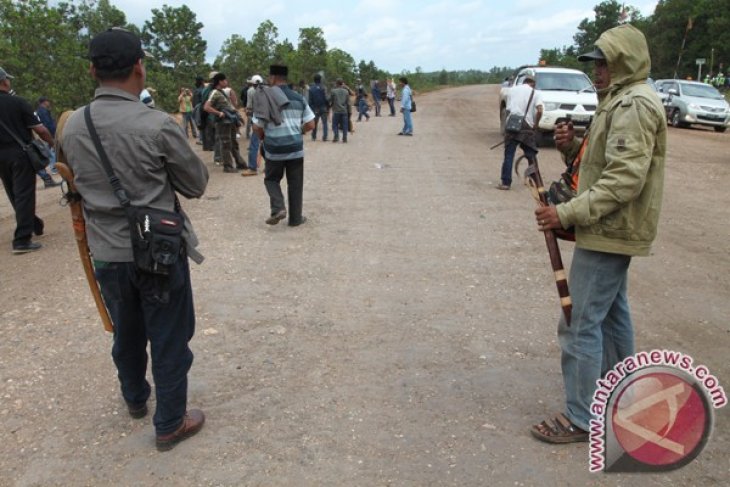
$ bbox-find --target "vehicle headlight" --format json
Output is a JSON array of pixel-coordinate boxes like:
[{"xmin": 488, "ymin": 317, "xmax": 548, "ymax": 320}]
[
  {"xmin": 544, "ymin": 102, "xmax": 560, "ymax": 111},
  {"xmin": 687, "ymin": 103, "xmax": 701, "ymax": 110}
]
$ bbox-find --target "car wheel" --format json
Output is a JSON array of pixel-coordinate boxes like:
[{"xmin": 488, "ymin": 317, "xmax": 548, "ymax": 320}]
[
  {"xmin": 714, "ymin": 126, "xmax": 727, "ymax": 133},
  {"xmin": 671, "ymin": 109, "xmax": 685, "ymax": 128}
]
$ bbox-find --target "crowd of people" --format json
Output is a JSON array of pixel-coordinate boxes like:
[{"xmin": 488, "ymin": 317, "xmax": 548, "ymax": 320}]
[{"xmin": 1, "ymin": 23, "xmax": 670, "ymax": 458}]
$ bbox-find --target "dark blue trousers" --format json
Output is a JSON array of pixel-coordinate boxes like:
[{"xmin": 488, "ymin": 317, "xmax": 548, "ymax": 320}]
[{"xmin": 95, "ymin": 256, "xmax": 195, "ymax": 435}]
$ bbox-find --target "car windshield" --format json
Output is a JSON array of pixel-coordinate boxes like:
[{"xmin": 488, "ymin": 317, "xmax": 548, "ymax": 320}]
[
  {"xmin": 535, "ymin": 72, "xmax": 594, "ymax": 92},
  {"xmin": 681, "ymin": 83, "xmax": 724, "ymax": 99}
]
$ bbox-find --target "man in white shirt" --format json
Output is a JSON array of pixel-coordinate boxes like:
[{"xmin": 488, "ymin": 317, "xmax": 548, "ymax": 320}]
[{"xmin": 497, "ymin": 75, "xmax": 543, "ymax": 190}]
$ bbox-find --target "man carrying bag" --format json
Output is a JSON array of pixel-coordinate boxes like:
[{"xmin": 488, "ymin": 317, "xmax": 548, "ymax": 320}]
[
  {"xmin": 59, "ymin": 28, "xmax": 209, "ymax": 451},
  {"xmin": 0, "ymin": 66, "xmax": 55, "ymax": 253},
  {"xmin": 497, "ymin": 74, "xmax": 543, "ymax": 190}
]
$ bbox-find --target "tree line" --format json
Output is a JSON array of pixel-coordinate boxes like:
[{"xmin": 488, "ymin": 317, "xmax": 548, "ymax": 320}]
[
  {"xmin": 2, "ymin": 0, "xmax": 726, "ymax": 116},
  {"xmin": 540, "ymin": 0, "xmax": 729, "ymax": 83}
]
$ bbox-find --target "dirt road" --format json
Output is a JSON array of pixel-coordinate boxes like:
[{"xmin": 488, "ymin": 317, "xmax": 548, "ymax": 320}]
[{"xmin": 1, "ymin": 85, "xmax": 728, "ymax": 486}]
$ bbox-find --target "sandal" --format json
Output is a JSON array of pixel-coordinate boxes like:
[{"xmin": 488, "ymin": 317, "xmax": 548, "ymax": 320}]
[{"xmin": 530, "ymin": 413, "xmax": 589, "ymax": 444}]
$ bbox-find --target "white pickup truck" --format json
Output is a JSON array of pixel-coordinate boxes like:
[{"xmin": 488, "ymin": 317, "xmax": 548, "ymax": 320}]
[{"xmin": 499, "ymin": 65, "xmax": 598, "ymax": 145}]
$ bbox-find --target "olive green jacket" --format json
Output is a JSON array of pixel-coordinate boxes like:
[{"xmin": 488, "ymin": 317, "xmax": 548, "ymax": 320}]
[{"xmin": 556, "ymin": 25, "xmax": 667, "ymax": 257}]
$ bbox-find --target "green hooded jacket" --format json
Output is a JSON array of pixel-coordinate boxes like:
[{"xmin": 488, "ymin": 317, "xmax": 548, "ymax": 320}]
[{"xmin": 556, "ymin": 24, "xmax": 666, "ymax": 257}]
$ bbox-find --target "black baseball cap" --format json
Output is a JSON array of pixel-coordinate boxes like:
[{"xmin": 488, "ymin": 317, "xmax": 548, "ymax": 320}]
[
  {"xmin": 578, "ymin": 47, "xmax": 606, "ymax": 62},
  {"xmin": 89, "ymin": 27, "xmax": 148, "ymax": 70}
]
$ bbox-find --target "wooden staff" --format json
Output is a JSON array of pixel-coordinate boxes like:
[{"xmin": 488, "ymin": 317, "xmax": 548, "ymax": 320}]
[
  {"xmin": 523, "ymin": 154, "xmax": 572, "ymax": 326},
  {"xmin": 55, "ymin": 111, "xmax": 114, "ymax": 333}
]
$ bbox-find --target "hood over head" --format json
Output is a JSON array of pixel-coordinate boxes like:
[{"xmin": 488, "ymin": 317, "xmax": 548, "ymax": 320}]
[{"xmin": 592, "ymin": 24, "xmax": 650, "ymax": 93}]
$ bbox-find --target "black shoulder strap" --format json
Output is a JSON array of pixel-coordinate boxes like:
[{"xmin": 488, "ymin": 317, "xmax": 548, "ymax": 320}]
[
  {"xmin": 83, "ymin": 104, "xmax": 131, "ymax": 208},
  {"xmin": 525, "ymin": 88, "xmax": 535, "ymax": 114},
  {"xmin": 0, "ymin": 117, "xmax": 29, "ymax": 149}
]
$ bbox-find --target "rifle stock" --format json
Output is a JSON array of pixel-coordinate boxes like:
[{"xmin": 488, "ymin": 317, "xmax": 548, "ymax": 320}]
[{"xmin": 524, "ymin": 155, "xmax": 572, "ymax": 326}]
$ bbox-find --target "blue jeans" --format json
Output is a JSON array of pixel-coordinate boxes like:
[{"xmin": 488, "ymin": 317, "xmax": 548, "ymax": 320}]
[
  {"xmin": 95, "ymin": 256, "xmax": 196, "ymax": 435},
  {"xmin": 181, "ymin": 112, "xmax": 197, "ymax": 138},
  {"xmin": 357, "ymin": 99, "xmax": 370, "ymax": 121},
  {"xmin": 332, "ymin": 112, "xmax": 348, "ymax": 141},
  {"xmin": 401, "ymin": 109, "xmax": 413, "ymax": 134},
  {"xmin": 387, "ymin": 97, "xmax": 395, "ymax": 115},
  {"xmin": 500, "ymin": 137, "xmax": 536, "ymax": 187},
  {"xmin": 559, "ymin": 248, "xmax": 633, "ymax": 431},
  {"xmin": 311, "ymin": 107, "xmax": 328, "ymax": 140},
  {"xmin": 248, "ymin": 132, "xmax": 260, "ymax": 170}
]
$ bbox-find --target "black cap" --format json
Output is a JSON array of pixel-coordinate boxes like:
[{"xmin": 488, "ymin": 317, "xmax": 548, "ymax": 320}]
[
  {"xmin": 269, "ymin": 64, "xmax": 288, "ymax": 76},
  {"xmin": 212, "ymin": 72, "xmax": 227, "ymax": 85},
  {"xmin": 578, "ymin": 47, "xmax": 605, "ymax": 62},
  {"xmin": 89, "ymin": 28, "xmax": 146, "ymax": 70}
]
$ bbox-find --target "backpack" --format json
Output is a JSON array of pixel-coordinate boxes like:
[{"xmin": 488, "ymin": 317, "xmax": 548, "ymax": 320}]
[{"xmin": 309, "ymin": 84, "xmax": 327, "ymax": 108}]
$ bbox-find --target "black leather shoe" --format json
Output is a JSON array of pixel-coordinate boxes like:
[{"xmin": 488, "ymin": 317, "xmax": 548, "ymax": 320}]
[
  {"xmin": 288, "ymin": 216, "xmax": 307, "ymax": 227},
  {"xmin": 12, "ymin": 242, "xmax": 42, "ymax": 254},
  {"xmin": 156, "ymin": 409, "xmax": 205, "ymax": 451},
  {"xmin": 126, "ymin": 401, "xmax": 148, "ymax": 419},
  {"xmin": 223, "ymin": 166, "xmax": 239, "ymax": 173}
]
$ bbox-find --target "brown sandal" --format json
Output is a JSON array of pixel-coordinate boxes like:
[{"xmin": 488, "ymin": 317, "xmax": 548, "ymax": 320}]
[{"xmin": 530, "ymin": 413, "xmax": 589, "ymax": 444}]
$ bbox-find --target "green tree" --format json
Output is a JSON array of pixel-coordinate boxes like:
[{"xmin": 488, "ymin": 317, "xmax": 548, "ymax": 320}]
[
  {"xmin": 645, "ymin": 0, "xmax": 730, "ymax": 79},
  {"xmin": 141, "ymin": 4, "xmax": 207, "ymax": 111},
  {"xmin": 0, "ymin": 0, "xmax": 90, "ymax": 112},
  {"xmin": 296, "ymin": 27, "xmax": 327, "ymax": 83},
  {"xmin": 70, "ymin": 0, "xmax": 127, "ymax": 38},
  {"xmin": 574, "ymin": 1, "xmax": 644, "ymax": 55},
  {"xmin": 326, "ymin": 48, "xmax": 356, "ymax": 86},
  {"xmin": 215, "ymin": 34, "xmax": 251, "ymax": 87},
  {"xmin": 539, "ymin": 46, "xmax": 581, "ymax": 69},
  {"xmin": 248, "ymin": 20, "xmax": 280, "ymax": 76}
]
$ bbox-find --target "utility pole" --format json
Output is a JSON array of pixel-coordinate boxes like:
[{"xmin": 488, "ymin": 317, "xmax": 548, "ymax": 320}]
[{"xmin": 710, "ymin": 48, "xmax": 715, "ymax": 78}]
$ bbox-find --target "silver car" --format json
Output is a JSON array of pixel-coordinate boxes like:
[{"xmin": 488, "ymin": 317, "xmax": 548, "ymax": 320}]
[{"xmin": 656, "ymin": 79, "xmax": 729, "ymax": 133}]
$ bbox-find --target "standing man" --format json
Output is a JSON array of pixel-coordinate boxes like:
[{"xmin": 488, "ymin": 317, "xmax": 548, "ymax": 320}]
[
  {"xmin": 386, "ymin": 78, "xmax": 396, "ymax": 116},
  {"xmin": 177, "ymin": 87, "xmax": 197, "ymax": 139},
  {"xmin": 398, "ymin": 77, "xmax": 414, "ymax": 136},
  {"xmin": 204, "ymin": 72, "xmax": 245, "ymax": 173},
  {"xmin": 496, "ymin": 74, "xmax": 543, "ymax": 190},
  {"xmin": 329, "ymin": 78, "xmax": 350, "ymax": 143},
  {"xmin": 35, "ymin": 96, "xmax": 62, "ymax": 188},
  {"xmin": 200, "ymin": 71, "xmax": 218, "ymax": 154},
  {"xmin": 60, "ymin": 28, "xmax": 209, "ymax": 451},
  {"xmin": 531, "ymin": 25, "xmax": 666, "ymax": 443},
  {"xmin": 244, "ymin": 74, "xmax": 264, "ymax": 176},
  {"xmin": 253, "ymin": 64, "xmax": 315, "ymax": 226},
  {"xmin": 0, "ymin": 67, "xmax": 54, "ymax": 253},
  {"xmin": 192, "ymin": 76, "xmax": 205, "ymax": 145},
  {"xmin": 308, "ymin": 74, "xmax": 329, "ymax": 142},
  {"xmin": 371, "ymin": 80, "xmax": 382, "ymax": 117},
  {"xmin": 36, "ymin": 96, "xmax": 58, "ymax": 173}
]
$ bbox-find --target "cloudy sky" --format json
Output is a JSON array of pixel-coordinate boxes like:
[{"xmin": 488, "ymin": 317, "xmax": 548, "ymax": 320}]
[{"xmin": 111, "ymin": 0, "xmax": 659, "ymax": 72}]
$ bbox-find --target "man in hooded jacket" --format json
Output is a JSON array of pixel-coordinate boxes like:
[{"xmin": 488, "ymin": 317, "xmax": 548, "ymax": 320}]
[{"xmin": 531, "ymin": 24, "xmax": 667, "ymax": 443}]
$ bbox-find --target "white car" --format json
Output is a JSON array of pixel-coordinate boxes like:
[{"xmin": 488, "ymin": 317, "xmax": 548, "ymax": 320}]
[{"xmin": 499, "ymin": 66, "xmax": 598, "ymax": 145}]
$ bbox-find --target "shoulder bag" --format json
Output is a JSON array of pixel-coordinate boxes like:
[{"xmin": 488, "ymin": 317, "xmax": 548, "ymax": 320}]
[
  {"xmin": 0, "ymin": 118, "xmax": 51, "ymax": 171},
  {"xmin": 504, "ymin": 88, "xmax": 535, "ymax": 134}
]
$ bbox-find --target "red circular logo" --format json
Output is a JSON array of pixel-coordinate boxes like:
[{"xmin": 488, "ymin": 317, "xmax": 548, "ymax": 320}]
[{"xmin": 611, "ymin": 371, "xmax": 709, "ymax": 467}]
